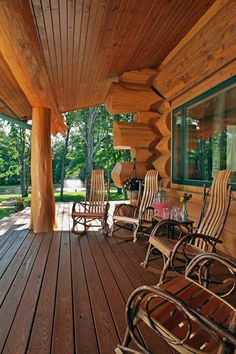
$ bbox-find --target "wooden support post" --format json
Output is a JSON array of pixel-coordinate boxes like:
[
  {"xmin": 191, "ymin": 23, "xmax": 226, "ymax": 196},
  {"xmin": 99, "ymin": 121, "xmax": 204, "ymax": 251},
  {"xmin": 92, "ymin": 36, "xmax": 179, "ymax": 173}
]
[{"xmin": 30, "ymin": 107, "xmax": 56, "ymax": 232}]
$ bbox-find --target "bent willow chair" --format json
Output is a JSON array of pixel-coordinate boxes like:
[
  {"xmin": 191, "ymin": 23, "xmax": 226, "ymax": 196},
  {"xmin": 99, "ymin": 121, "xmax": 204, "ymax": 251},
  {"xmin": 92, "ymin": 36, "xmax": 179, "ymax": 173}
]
[
  {"xmin": 111, "ymin": 170, "xmax": 159, "ymax": 242},
  {"xmin": 142, "ymin": 170, "xmax": 232, "ymax": 283},
  {"xmin": 116, "ymin": 253, "xmax": 236, "ymax": 354},
  {"xmin": 71, "ymin": 169, "xmax": 110, "ymax": 236}
]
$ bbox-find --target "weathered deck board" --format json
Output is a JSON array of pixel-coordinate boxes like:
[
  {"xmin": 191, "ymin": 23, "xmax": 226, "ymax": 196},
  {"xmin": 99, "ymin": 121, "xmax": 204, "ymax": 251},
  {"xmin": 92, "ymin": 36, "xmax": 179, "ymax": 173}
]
[{"xmin": 0, "ymin": 202, "xmax": 173, "ymax": 354}]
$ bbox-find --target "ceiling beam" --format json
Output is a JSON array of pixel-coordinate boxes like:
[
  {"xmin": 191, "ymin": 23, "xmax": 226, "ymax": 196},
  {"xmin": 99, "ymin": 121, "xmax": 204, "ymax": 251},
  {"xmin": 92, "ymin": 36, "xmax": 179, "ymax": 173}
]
[
  {"xmin": 0, "ymin": 113, "xmax": 32, "ymax": 130},
  {"xmin": 0, "ymin": 0, "xmax": 67, "ymax": 135}
]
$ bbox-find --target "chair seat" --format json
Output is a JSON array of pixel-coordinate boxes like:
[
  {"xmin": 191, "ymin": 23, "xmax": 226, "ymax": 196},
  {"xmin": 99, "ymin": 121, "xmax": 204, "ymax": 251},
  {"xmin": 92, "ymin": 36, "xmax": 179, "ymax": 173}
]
[
  {"xmin": 149, "ymin": 234, "xmax": 202, "ymax": 258},
  {"xmin": 72, "ymin": 211, "xmax": 105, "ymax": 218},
  {"xmin": 113, "ymin": 215, "xmax": 139, "ymax": 224},
  {"xmin": 139, "ymin": 275, "xmax": 235, "ymax": 353}
]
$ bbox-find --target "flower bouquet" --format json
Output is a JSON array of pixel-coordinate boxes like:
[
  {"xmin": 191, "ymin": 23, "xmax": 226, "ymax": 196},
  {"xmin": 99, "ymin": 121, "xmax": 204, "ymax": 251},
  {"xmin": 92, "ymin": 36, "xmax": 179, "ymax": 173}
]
[
  {"xmin": 123, "ymin": 177, "xmax": 142, "ymax": 191},
  {"xmin": 179, "ymin": 192, "xmax": 192, "ymax": 221},
  {"xmin": 179, "ymin": 192, "xmax": 192, "ymax": 205}
]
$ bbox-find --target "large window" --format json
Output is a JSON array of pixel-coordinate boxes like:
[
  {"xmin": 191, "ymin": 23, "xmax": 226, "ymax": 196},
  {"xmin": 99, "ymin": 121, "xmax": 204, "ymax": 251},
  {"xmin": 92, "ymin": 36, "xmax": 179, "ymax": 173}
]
[{"xmin": 172, "ymin": 77, "xmax": 236, "ymax": 188}]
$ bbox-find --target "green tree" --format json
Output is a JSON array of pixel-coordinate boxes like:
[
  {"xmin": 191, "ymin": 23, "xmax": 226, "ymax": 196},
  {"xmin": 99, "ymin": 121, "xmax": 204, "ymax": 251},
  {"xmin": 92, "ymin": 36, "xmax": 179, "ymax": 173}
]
[{"xmin": 51, "ymin": 106, "xmax": 132, "ymax": 192}]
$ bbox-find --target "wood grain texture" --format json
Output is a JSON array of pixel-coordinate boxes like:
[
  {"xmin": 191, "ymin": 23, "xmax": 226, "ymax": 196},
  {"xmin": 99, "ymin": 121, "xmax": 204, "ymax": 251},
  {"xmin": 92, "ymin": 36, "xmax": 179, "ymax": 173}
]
[
  {"xmin": 28, "ymin": 0, "xmax": 215, "ymax": 112},
  {"xmin": 0, "ymin": 54, "xmax": 31, "ymax": 119},
  {"xmin": 113, "ymin": 121, "xmax": 158, "ymax": 149},
  {"xmin": 0, "ymin": 203, "xmax": 232, "ymax": 353},
  {"xmin": 30, "ymin": 107, "xmax": 56, "ymax": 232},
  {"xmin": 154, "ymin": 0, "xmax": 236, "ymax": 101},
  {"xmin": 134, "ymin": 111, "xmax": 160, "ymax": 125},
  {"xmin": 27, "ymin": 231, "xmax": 61, "ymax": 353},
  {"xmin": 51, "ymin": 231, "xmax": 74, "ymax": 354},
  {"xmin": 0, "ymin": 0, "xmax": 66, "ymax": 134},
  {"xmin": 3, "ymin": 232, "xmax": 52, "ymax": 354},
  {"xmin": 105, "ymin": 82, "xmax": 162, "ymax": 114},
  {"xmin": 111, "ymin": 161, "xmax": 152, "ymax": 188}
]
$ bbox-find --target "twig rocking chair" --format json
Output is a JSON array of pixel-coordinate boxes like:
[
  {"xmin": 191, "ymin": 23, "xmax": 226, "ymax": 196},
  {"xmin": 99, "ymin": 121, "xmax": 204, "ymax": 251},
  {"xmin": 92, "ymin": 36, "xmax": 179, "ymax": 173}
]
[
  {"xmin": 71, "ymin": 169, "xmax": 110, "ymax": 236},
  {"xmin": 111, "ymin": 170, "xmax": 159, "ymax": 242},
  {"xmin": 116, "ymin": 253, "xmax": 236, "ymax": 354},
  {"xmin": 142, "ymin": 170, "xmax": 232, "ymax": 284}
]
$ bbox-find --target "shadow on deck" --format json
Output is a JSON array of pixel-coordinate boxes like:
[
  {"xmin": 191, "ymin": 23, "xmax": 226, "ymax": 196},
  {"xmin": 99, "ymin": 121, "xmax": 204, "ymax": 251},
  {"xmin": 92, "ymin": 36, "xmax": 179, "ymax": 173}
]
[{"xmin": 0, "ymin": 202, "xmax": 173, "ymax": 354}]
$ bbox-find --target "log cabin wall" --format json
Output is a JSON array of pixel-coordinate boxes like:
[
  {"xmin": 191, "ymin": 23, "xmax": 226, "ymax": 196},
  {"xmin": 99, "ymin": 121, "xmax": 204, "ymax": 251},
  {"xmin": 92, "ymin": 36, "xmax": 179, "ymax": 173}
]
[
  {"xmin": 106, "ymin": 0, "xmax": 236, "ymax": 256},
  {"xmin": 154, "ymin": 0, "xmax": 236, "ymax": 257},
  {"xmin": 105, "ymin": 71, "xmax": 171, "ymax": 187}
]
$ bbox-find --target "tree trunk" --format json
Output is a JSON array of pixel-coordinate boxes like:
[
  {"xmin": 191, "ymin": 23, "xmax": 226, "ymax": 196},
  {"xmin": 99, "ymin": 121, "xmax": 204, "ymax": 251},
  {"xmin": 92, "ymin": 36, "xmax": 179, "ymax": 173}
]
[
  {"xmin": 85, "ymin": 108, "xmax": 96, "ymax": 199},
  {"xmin": 60, "ymin": 125, "xmax": 71, "ymax": 201},
  {"xmin": 18, "ymin": 128, "xmax": 30, "ymax": 197}
]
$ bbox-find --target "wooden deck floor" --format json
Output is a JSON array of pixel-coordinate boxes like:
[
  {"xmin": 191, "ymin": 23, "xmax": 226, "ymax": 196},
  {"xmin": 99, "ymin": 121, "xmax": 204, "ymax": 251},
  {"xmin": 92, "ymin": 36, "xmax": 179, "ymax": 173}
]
[{"xmin": 0, "ymin": 202, "xmax": 174, "ymax": 354}]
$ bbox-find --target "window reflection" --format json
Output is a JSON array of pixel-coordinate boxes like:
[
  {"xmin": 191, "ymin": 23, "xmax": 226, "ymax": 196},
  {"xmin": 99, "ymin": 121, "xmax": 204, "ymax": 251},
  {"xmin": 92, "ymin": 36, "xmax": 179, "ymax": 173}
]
[{"xmin": 173, "ymin": 82, "xmax": 236, "ymax": 184}]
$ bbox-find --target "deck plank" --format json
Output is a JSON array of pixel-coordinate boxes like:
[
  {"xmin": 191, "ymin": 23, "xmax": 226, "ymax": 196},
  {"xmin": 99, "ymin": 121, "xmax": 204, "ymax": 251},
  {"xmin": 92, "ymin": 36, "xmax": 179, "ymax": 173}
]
[
  {"xmin": 27, "ymin": 231, "xmax": 61, "ymax": 353},
  {"xmin": 2, "ymin": 232, "xmax": 53, "ymax": 354},
  {"xmin": 70, "ymin": 232, "xmax": 99, "ymax": 354},
  {"xmin": 51, "ymin": 231, "xmax": 74, "ymax": 354},
  {"xmin": 0, "ymin": 202, "xmax": 171, "ymax": 354},
  {"xmin": 0, "ymin": 231, "xmax": 36, "ymax": 306},
  {"xmin": 0, "ymin": 228, "xmax": 30, "ymax": 278},
  {"xmin": 0, "ymin": 233, "xmax": 45, "ymax": 352},
  {"xmin": 79, "ymin": 234, "xmax": 120, "ymax": 354},
  {"xmin": 88, "ymin": 231, "xmax": 127, "ymax": 341}
]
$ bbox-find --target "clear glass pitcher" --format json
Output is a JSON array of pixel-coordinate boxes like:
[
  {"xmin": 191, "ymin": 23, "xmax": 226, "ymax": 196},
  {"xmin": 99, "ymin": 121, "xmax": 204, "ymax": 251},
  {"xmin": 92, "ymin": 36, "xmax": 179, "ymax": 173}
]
[
  {"xmin": 155, "ymin": 189, "xmax": 167, "ymax": 203},
  {"xmin": 154, "ymin": 189, "xmax": 169, "ymax": 218}
]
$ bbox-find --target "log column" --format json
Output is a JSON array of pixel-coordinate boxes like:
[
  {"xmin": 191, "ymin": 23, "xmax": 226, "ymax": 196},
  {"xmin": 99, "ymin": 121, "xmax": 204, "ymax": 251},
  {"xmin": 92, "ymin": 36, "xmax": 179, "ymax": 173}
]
[{"xmin": 30, "ymin": 107, "xmax": 56, "ymax": 232}]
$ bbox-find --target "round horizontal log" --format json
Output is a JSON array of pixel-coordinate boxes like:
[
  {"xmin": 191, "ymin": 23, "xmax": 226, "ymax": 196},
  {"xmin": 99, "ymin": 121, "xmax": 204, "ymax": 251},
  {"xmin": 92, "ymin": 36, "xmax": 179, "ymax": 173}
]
[
  {"xmin": 134, "ymin": 111, "xmax": 160, "ymax": 124},
  {"xmin": 151, "ymin": 99, "xmax": 171, "ymax": 115},
  {"xmin": 111, "ymin": 162, "xmax": 152, "ymax": 188},
  {"xmin": 153, "ymin": 155, "xmax": 171, "ymax": 181},
  {"xmin": 130, "ymin": 148, "xmax": 153, "ymax": 163},
  {"xmin": 105, "ymin": 82, "xmax": 163, "ymax": 113},
  {"xmin": 154, "ymin": 113, "xmax": 171, "ymax": 136},
  {"xmin": 155, "ymin": 136, "xmax": 171, "ymax": 155}
]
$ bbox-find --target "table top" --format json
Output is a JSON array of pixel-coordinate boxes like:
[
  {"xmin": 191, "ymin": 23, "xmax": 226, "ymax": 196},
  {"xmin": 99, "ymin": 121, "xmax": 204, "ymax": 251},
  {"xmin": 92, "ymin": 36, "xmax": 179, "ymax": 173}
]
[{"xmin": 152, "ymin": 215, "xmax": 194, "ymax": 225}]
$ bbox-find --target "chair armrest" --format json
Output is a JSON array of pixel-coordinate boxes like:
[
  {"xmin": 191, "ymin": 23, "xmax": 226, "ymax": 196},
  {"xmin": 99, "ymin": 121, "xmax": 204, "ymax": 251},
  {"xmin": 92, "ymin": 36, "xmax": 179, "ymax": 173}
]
[
  {"xmin": 171, "ymin": 233, "xmax": 222, "ymax": 255},
  {"xmin": 185, "ymin": 252, "xmax": 236, "ymax": 297},
  {"xmin": 113, "ymin": 203, "xmax": 137, "ymax": 217},
  {"xmin": 169, "ymin": 233, "xmax": 223, "ymax": 274},
  {"xmin": 124, "ymin": 285, "xmax": 236, "ymax": 352},
  {"xmin": 140, "ymin": 206, "xmax": 154, "ymax": 221},
  {"xmin": 72, "ymin": 201, "xmax": 87, "ymax": 213},
  {"xmin": 150, "ymin": 219, "xmax": 189, "ymax": 238}
]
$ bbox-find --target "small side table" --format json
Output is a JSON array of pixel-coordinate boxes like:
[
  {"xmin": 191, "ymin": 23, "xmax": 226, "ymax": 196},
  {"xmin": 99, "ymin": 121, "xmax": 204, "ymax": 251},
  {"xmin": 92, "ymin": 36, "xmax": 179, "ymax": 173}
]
[{"xmin": 152, "ymin": 216, "xmax": 194, "ymax": 239}]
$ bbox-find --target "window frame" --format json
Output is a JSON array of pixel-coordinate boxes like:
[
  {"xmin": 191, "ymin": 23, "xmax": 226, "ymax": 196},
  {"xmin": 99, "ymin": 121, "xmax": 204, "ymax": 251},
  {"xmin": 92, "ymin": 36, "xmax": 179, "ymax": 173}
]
[{"xmin": 172, "ymin": 76, "xmax": 236, "ymax": 189}]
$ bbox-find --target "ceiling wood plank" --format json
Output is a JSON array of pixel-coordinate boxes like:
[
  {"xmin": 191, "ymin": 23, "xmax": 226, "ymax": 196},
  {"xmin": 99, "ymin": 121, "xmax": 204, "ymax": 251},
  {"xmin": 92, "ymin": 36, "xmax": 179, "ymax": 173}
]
[
  {"xmin": 153, "ymin": 0, "xmax": 236, "ymax": 101},
  {"xmin": 30, "ymin": 0, "xmax": 216, "ymax": 111},
  {"xmin": 0, "ymin": 0, "xmax": 66, "ymax": 134}
]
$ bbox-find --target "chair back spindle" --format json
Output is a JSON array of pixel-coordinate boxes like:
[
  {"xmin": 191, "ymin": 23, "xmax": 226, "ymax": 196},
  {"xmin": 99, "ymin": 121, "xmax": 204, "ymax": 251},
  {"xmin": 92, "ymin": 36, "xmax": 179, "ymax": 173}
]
[
  {"xmin": 195, "ymin": 170, "xmax": 231, "ymax": 250},
  {"xmin": 138, "ymin": 170, "xmax": 159, "ymax": 221},
  {"xmin": 89, "ymin": 170, "xmax": 106, "ymax": 214}
]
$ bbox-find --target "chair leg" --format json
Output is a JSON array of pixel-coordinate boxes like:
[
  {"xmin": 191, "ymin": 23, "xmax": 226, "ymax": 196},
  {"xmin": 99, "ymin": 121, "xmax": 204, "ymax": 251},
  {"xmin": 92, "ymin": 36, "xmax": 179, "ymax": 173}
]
[
  {"xmin": 159, "ymin": 256, "xmax": 171, "ymax": 285},
  {"xmin": 110, "ymin": 220, "xmax": 115, "ymax": 237},
  {"xmin": 72, "ymin": 217, "xmax": 76, "ymax": 232},
  {"xmin": 140, "ymin": 243, "xmax": 154, "ymax": 268},
  {"xmin": 133, "ymin": 224, "xmax": 139, "ymax": 242}
]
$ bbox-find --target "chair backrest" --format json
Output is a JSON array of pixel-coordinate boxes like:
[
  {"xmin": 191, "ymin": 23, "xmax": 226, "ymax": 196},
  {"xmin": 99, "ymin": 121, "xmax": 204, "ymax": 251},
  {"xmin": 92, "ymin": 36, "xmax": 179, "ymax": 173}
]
[
  {"xmin": 195, "ymin": 170, "xmax": 231, "ymax": 250},
  {"xmin": 138, "ymin": 170, "xmax": 159, "ymax": 220},
  {"xmin": 88, "ymin": 169, "xmax": 106, "ymax": 213}
]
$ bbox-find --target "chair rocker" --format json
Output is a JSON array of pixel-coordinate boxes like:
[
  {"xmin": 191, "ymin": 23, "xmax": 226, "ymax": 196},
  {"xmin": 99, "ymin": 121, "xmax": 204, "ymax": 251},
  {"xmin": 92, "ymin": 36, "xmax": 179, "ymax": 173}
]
[
  {"xmin": 71, "ymin": 169, "xmax": 110, "ymax": 236},
  {"xmin": 116, "ymin": 252, "xmax": 236, "ymax": 354},
  {"xmin": 111, "ymin": 170, "xmax": 159, "ymax": 242},
  {"xmin": 142, "ymin": 170, "xmax": 232, "ymax": 284}
]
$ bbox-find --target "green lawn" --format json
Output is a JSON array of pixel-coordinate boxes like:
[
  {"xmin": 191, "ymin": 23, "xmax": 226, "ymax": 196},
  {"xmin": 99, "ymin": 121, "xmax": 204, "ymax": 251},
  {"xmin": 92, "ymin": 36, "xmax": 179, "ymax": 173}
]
[{"xmin": 0, "ymin": 190, "xmax": 127, "ymax": 220}]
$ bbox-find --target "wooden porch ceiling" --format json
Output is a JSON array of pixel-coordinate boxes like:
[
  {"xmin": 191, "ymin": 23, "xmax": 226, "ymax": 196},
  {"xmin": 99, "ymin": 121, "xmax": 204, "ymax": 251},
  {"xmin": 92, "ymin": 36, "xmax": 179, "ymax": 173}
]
[{"xmin": 0, "ymin": 0, "xmax": 216, "ymax": 121}]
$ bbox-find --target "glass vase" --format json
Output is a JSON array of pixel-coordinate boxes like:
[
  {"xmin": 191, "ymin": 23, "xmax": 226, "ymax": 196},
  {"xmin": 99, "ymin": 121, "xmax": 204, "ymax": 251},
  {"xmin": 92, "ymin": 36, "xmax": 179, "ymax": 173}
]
[{"xmin": 180, "ymin": 203, "xmax": 188, "ymax": 222}]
